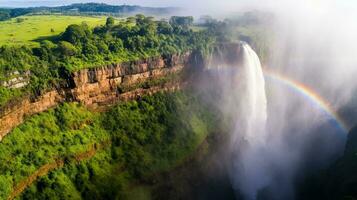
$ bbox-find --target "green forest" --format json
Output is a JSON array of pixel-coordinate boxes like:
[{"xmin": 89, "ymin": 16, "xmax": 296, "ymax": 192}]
[
  {"xmin": 0, "ymin": 7, "xmax": 278, "ymax": 199},
  {"xmin": 0, "ymin": 91, "xmax": 220, "ymax": 199},
  {"xmin": 0, "ymin": 14, "xmax": 217, "ymax": 108}
]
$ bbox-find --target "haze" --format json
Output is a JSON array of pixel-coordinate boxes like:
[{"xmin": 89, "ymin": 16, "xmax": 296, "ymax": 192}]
[
  {"xmin": 1, "ymin": 0, "xmax": 356, "ymax": 11},
  {"xmin": 1, "ymin": 0, "xmax": 356, "ymax": 199}
]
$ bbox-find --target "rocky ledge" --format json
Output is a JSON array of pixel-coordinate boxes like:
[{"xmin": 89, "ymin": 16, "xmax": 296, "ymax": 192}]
[{"xmin": 0, "ymin": 52, "xmax": 191, "ymax": 141}]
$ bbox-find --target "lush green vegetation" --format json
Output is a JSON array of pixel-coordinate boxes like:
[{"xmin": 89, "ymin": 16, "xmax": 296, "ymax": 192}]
[
  {"xmin": 0, "ymin": 14, "xmax": 216, "ymax": 109},
  {"xmin": 54, "ymin": 15, "xmax": 213, "ymax": 71},
  {"xmin": 0, "ymin": 9, "xmax": 271, "ymax": 112},
  {"xmin": 0, "ymin": 15, "xmax": 107, "ymax": 46},
  {"xmin": 0, "ymin": 103, "xmax": 106, "ymax": 199},
  {"xmin": 0, "ymin": 91, "xmax": 218, "ymax": 199},
  {"xmin": 0, "ymin": 9, "xmax": 27, "ymax": 21}
]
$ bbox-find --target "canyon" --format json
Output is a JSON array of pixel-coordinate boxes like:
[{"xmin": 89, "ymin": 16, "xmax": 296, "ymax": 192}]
[{"xmin": 0, "ymin": 52, "xmax": 191, "ymax": 141}]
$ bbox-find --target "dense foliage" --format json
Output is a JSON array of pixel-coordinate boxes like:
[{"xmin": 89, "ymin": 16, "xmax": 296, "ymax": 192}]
[
  {"xmin": 0, "ymin": 14, "xmax": 216, "ymax": 108},
  {"xmin": 0, "ymin": 103, "xmax": 106, "ymax": 199},
  {"xmin": 0, "ymin": 91, "xmax": 218, "ymax": 199},
  {"xmin": 0, "ymin": 8, "xmax": 29, "ymax": 21},
  {"xmin": 0, "ymin": 9, "xmax": 11, "ymax": 21}
]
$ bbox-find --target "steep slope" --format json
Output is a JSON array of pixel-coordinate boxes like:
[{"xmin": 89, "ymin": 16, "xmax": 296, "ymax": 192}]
[{"xmin": 0, "ymin": 91, "xmax": 219, "ymax": 199}]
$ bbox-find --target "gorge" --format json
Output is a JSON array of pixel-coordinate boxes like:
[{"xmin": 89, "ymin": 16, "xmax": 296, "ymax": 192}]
[
  {"xmin": 0, "ymin": 39, "xmax": 270, "ymax": 199},
  {"xmin": 1, "ymin": 6, "xmax": 357, "ymax": 199}
]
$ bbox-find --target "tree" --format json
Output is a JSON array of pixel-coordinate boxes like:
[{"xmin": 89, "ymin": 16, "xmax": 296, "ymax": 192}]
[
  {"xmin": 93, "ymin": 25, "xmax": 108, "ymax": 36},
  {"xmin": 57, "ymin": 41, "xmax": 77, "ymax": 57},
  {"xmin": 96, "ymin": 40, "xmax": 109, "ymax": 54},
  {"xmin": 0, "ymin": 175, "xmax": 12, "ymax": 200},
  {"xmin": 169, "ymin": 16, "xmax": 194, "ymax": 28},
  {"xmin": 108, "ymin": 39, "xmax": 124, "ymax": 53},
  {"xmin": 33, "ymin": 40, "xmax": 57, "ymax": 61},
  {"xmin": 112, "ymin": 24, "xmax": 136, "ymax": 40},
  {"xmin": 16, "ymin": 18, "xmax": 25, "ymax": 23},
  {"xmin": 157, "ymin": 21, "xmax": 173, "ymax": 34},
  {"xmin": 126, "ymin": 16, "xmax": 136, "ymax": 24},
  {"xmin": 135, "ymin": 14, "xmax": 145, "ymax": 25},
  {"xmin": 138, "ymin": 17, "xmax": 157, "ymax": 36},
  {"xmin": 106, "ymin": 17, "xmax": 115, "ymax": 27},
  {"xmin": 82, "ymin": 42, "xmax": 98, "ymax": 56},
  {"xmin": 61, "ymin": 24, "xmax": 91, "ymax": 45},
  {"xmin": 0, "ymin": 10, "xmax": 10, "ymax": 21}
]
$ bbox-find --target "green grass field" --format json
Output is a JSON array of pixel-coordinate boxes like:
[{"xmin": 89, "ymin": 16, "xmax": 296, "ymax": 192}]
[{"xmin": 0, "ymin": 15, "xmax": 108, "ymax": 46}]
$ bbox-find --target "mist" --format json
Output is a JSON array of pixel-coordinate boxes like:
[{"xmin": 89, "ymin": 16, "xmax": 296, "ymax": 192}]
[
  {"xmin": 3, "ymin": 0, "xmax": 356, "ymax": 199},
  {"xmin": 189, "ymin": 0, "xmax": 357, "ymax": 199}
]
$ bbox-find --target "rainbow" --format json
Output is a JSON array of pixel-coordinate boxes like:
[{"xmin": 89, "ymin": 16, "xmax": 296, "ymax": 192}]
[{"xmin": 264, "ymin": 69, "xmax": 349, "ymax": 133}]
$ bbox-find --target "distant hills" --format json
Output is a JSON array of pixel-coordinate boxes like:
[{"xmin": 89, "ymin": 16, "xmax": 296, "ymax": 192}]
[{"xmin": 0, "ymin": 3, "xmax": 179, "ymax": 21}]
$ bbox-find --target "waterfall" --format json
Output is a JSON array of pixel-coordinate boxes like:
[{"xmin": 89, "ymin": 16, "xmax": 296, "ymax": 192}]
[
  {"xmin": 239, "ymin": 42, "xmax": 267, "ymax": 143},
  {"xmin": 229, "ymin": 42, "xmax": 269, "ymax": 200},
  {"xmin": 202, "ymin": 42, "xmax": 269, "ymax": 199},
  {"xmin": 200, "ymin": 40, "xmax": 344, "ymax": 200}
]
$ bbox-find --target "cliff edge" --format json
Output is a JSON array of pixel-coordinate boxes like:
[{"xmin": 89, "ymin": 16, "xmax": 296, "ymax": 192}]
[{"xmin": 0, "ymin": 52, "xmax": 191, "ymax": 140}]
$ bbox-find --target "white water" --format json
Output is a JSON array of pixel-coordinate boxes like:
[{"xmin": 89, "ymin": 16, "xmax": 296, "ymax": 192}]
[
  {"xmin": 239, "ymin": 43, "xmax": 267, "ymax": 143},
  {"xmin": 204, "ymin": 42, "xmax": 270, "ymax": 199},
  {"xmin": 230, "ymin": 42, "xmax": 269, "ymax": 200}
]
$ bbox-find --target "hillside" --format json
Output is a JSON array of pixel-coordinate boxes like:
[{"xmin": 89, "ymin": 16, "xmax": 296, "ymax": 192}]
[
  {"xmin": 0, "ymin": 3, "xmax": 178, "ymax": 21},
  {"xmin": 0, "ymin": 91, "xmax": 220, "ymax": 199}
]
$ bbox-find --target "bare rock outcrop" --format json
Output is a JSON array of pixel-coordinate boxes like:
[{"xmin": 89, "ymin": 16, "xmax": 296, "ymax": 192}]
[{"xmin": 0, "ymin": 91, "xmax": 64, "ymax": 140}]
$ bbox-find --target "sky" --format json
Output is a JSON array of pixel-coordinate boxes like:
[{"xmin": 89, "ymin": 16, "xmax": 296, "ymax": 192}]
[
  {"xmin": 1, "ymin": 0, "xmax": 356, "ymax": 16},
  {"xmin": 0, "ymin": 0, "xmax": 258, "ymax": 17},
  {"xmin": 0, "ymin": 0, "xmax": 191, "ymax": 7},
  {"xmin": 0, "ymin": 0, "xmax": 265, "ymax": 9}
]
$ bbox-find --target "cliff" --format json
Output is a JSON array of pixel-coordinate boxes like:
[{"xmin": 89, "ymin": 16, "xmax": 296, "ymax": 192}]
[{"xmin": 0, "ymin": 52, "xmax": 191, "ymax": 141}]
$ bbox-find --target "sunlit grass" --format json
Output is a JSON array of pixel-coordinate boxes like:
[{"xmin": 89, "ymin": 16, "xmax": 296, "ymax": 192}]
[{"xmin": 0, "ymin": 15, "xmax": 107, "ymax": 46}]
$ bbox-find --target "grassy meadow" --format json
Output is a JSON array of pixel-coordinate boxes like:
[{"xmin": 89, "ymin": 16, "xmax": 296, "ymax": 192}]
[{"xmin": 0, "ymin": 15, "xmax": 107, "ymax": 46}]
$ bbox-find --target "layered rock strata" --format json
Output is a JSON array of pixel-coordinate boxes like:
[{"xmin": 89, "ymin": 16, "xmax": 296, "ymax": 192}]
[{"xmin": 0, "ymin": 53, "xmax": 190, "ymax": 140}]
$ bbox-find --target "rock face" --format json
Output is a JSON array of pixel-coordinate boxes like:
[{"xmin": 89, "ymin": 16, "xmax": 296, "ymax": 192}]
[
  {"xmin": 0, "ymin": 91, "xmax": 63, "ymax": 141},
  {"xmin": 70, "ymin": 53, "xmax": 189, "ymax": 107},
  {"xmin": 1, "ymin": 71, "xmax": 30, "ymax": 89},
  {"xmin": 0, "ymin": 53, "xmax": 191, "ymax": 141}
]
